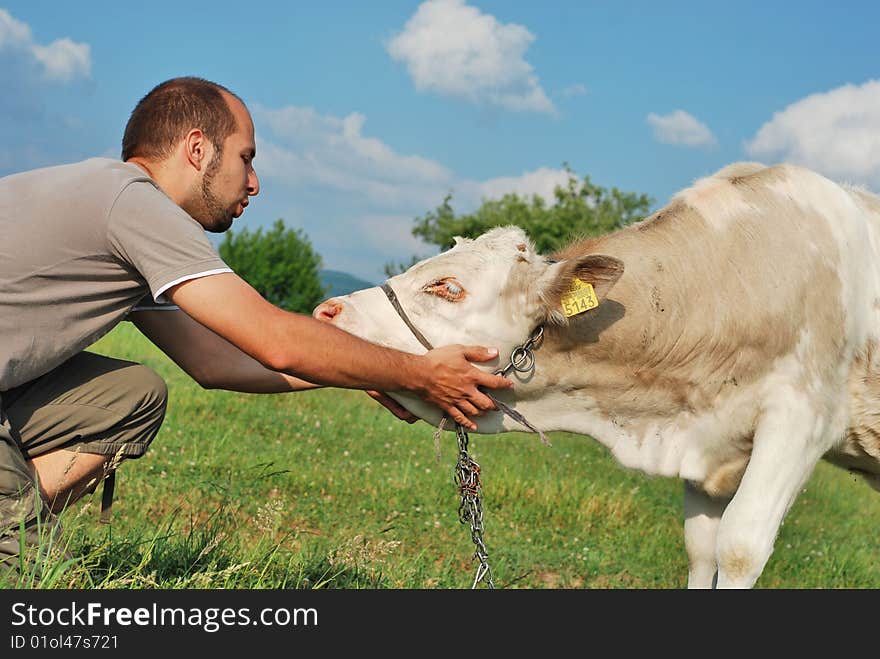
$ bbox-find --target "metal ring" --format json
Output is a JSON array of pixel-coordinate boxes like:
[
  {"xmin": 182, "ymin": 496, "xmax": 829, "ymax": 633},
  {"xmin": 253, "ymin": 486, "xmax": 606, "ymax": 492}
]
[{"xmin": 510, "ymin": 346, "xmax": 535, "ymax": 373}]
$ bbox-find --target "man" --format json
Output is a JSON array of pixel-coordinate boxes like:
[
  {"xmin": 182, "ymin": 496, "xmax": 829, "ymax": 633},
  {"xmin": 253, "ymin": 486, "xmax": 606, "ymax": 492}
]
[{"xmin": 0, "ymin": 77, "xmax": 512, "ymax": 570}]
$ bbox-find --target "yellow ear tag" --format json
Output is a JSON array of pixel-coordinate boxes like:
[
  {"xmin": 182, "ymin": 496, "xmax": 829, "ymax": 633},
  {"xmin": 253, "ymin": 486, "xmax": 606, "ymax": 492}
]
[{"xmin": 560, "ymin": 278, "xmax": 599, "ymax": 317}]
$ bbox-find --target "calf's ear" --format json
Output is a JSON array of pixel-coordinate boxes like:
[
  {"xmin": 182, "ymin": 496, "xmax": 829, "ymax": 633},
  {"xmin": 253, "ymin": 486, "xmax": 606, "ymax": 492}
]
[
  {"xmin": 570, "ymin": 254, "xmax": 625, "ymax": 300},
  {"xmin": 538, "ymin": 254, "xmax": 625, "ymax": 317}
]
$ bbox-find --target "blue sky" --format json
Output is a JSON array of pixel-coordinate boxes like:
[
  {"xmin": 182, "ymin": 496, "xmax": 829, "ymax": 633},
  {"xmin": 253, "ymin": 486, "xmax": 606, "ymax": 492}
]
[{"xmin": 2, "ymin": 1, "xmax": 879, "ymax": 283}]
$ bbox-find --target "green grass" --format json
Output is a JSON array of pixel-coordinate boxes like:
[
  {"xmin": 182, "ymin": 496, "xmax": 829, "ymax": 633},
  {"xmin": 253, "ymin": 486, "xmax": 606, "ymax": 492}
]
[{"xmin": 3, "ymin": 322, "xmax": 879, "ymax": 588}]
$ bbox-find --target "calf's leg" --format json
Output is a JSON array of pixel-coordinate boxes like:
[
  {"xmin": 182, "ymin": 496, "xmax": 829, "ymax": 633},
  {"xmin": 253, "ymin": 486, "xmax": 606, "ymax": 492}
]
[
  {"xmin": 714, "ymin": 397, "xmax": 830, "ymax": 588},
  {"xmin": 683, "ymin": 481, "xmax": 729, "ymax": 589}
]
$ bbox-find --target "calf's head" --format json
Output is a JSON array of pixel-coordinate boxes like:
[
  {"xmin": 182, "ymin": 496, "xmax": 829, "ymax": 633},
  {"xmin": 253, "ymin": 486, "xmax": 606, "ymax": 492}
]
[{"xmin": 314, "ymin": 226, "xmax": 624, "ymax": 366}]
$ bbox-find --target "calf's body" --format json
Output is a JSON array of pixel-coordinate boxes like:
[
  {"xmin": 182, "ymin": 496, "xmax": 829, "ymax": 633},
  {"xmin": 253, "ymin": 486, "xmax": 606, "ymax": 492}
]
[{"xmin": 317, "ymin": 162, "xmax": 880, "ymax": 588}]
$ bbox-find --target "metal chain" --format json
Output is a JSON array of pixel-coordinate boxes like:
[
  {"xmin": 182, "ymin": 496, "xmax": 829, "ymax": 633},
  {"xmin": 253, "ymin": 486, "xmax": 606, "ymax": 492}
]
[
  {"xmin": 495, "ymin": 325, "xmax": 544, "ymax": 377},
  {"xmin": 454, "ymin": 423, "xmax": 494, "ymax": 589},
  {"xmin": 450, "ymin": 324, "xmax": 546, "ymax": 589},
  {"xmin": 381, "ymin": 281, "xmax": 546, "ymax": 589}
]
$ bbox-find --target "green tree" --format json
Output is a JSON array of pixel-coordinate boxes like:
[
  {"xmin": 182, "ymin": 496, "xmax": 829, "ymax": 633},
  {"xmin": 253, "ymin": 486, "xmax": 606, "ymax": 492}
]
[
  {"xmin": 219, "ymin": 218, "xmax": 327, "ymax": 313},
  {"xmin": 388, "ymin": 166, "xmax": 653, "ymax": 275}
]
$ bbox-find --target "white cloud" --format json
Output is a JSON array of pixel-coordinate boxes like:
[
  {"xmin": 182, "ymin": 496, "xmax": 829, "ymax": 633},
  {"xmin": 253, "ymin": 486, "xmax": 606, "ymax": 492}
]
[
  {"xmin": 248, "ymin": 102, "xmax": 574, "ymax": 280},
  {"xmin": 253, "ymin": 104, "xmax": 456, "ymax": 212},
  {"xmin": 31, "ymin": 38, "xmax": 91, "ymax": 82},
  {"xmin": 0, "ymin": 8, "xmax": 30, "ymax": 47},
  {"xmin": 745, "ymin": 80, "xmax": 880, "ymax": 186},
  {"xmin": 385, "ymin": 0, "xmax": 556, "ymax": 115},
  {"xmin": 0, "ymin": 9, "xmax": 91, "ymax": 82},
  {"xmin": 647, "ymin": 109, "xmax": 717, "ymax": 148},
  {"xmin": 456, "ymin": 167, "xmax": 572, "ymax": 210},
  {"xmin": 256, "ymin": 104, "xmax": 450, "ymax": 187},
  {"xmin": 256, "ymin": 102, "xmax": 573, "ymax": 209},
  {"xmin": 255, "ymin": 102, "xmax": 573, "ymax": 211}
]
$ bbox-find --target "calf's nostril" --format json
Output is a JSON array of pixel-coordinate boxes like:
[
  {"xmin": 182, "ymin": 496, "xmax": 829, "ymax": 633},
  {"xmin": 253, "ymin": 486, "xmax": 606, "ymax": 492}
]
[{"xmin": 313, "ymin": 300, "xmax": 342, "ymax": 322}]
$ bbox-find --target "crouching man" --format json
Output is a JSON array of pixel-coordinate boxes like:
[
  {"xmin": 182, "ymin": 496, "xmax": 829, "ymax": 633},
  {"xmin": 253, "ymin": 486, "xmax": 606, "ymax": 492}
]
[{"xmin": 0, "ymin": 76, "xmax": 512, "ymax": 573}]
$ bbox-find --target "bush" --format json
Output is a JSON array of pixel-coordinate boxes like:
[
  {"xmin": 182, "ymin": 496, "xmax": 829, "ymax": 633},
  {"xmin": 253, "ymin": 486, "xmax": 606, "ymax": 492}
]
[{"xmin": 218, "ymin": 219, "xmax": 327, "ymax": 313}]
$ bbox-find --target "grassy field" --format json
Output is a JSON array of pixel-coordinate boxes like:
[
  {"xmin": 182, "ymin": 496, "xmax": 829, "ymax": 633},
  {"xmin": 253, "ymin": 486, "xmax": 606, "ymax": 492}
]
[{"xmin": 4, "ymin": 321, "xmax": 880, "ymax": 589}]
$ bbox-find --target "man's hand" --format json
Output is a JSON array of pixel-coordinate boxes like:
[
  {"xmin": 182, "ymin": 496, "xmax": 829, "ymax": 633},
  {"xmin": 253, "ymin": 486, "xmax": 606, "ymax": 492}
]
[
  {"xmin": 365, "ymin": 390, "xmax": 419, "ymax": 423},
  {"xmin": 415, "ymin": 345, "xmax": 513, "ymax": 430}
]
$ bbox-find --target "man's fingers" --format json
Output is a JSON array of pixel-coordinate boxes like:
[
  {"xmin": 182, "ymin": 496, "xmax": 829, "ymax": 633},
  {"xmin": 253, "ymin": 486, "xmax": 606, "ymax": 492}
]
[
  {"xmin": 419, "ymin": 345, "xmax": 514, "ymax": 427},
  {"xmin": 457, "ymin": 399, "xmax": 481, "ymax": 417},
  {"xmin": 445, "ymin": 405, "xmax": 477, "ymax": 431},
  {"xmin": 461, "ymin": 345, "xmax": 499, "ymax": 363},
  {"xmin": 454, "ymin": 346, "xmax": 513, "ymax": 390},
  {"xmin": 366, "ymin": 390, "xmax": 419, "ymax": 423},
  {"xmin": 469, "ymin": 389, "xmax": 499, "ymax": 412},
  {"xmin": 475, "ymin": 371, "xmax": 514, "ymax": 391}
]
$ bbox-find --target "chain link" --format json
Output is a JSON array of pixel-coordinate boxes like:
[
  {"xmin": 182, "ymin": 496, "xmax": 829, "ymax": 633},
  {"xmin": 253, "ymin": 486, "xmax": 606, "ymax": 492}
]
[
  {"xmin": 454, "ymin": 423, "xmax": 494, "ymax": 589},
  {"xmin": 451, "ymin": 324, "xmax": 546, "ymax": 589},
  {"xmin": 496, "ymin": 325, "xmax": 544, "ymax": 377}
]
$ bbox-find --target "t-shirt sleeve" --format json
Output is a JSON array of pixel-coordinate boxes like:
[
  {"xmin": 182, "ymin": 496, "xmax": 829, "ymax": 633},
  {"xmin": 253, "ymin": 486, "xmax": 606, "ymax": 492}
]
[{"xmin": 107, "ymin": 181, "xmax": 232, "ymax": 302}]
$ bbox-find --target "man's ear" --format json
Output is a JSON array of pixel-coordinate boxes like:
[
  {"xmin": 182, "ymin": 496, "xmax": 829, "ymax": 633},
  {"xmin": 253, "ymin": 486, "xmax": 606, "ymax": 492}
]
[
  {"xmin": 537, "ymin": 253, "xmax": 625, "ymax": 317},
  {"xmin": 183, "ymin": 128, "xmax": 209, "ymax": 171}
]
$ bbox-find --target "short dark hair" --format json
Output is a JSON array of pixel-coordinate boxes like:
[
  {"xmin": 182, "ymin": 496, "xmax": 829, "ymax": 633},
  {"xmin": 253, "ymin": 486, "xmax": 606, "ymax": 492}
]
[{"xmin": 121, "ymin": 77, "xmax": 243, "ymax": 161}]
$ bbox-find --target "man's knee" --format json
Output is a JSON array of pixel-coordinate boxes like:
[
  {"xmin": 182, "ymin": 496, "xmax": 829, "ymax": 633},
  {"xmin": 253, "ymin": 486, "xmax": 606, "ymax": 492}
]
[
  {"xmin": 109, "ymin": 364, "xmax": 168, "ymax": 456},
  {"xmin": 131, "ymin": 364, "xmax": 168, "ymax": 422},
  {"xmin": 76, "ymin": 363, "xmax": 168, "ymax": 460}
]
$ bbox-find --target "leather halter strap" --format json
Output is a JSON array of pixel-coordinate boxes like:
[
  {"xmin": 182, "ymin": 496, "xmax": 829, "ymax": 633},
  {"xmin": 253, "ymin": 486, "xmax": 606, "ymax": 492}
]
[{"xmin": 381, "ymin": 282, "xmax": 434, "ymax": 351}]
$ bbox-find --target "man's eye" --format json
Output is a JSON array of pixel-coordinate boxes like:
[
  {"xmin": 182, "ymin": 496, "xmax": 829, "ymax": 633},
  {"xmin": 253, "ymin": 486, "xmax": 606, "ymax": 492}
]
[{"xmin": 424, "ymin": 278, "xmax": 465, "ymax": 301}]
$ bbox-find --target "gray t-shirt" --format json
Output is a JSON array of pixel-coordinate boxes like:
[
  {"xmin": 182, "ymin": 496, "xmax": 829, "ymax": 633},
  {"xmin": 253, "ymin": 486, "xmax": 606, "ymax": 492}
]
[{"xmin": 0, "ymin": 157, "xmax": 232, "ymax": 390}]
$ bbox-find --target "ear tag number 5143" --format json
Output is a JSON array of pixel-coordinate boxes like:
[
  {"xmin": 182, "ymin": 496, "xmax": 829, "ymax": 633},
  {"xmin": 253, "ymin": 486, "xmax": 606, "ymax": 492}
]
[{"xmin": 560, "ymin": 279, "xmax": 598, "ymax": 317}]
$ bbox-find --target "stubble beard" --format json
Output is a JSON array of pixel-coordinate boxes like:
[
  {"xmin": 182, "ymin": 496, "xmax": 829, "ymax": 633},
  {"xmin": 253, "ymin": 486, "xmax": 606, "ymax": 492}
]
[{"xmin": 198, "ymin": 149, "xmax": 235, "ymax": 233}]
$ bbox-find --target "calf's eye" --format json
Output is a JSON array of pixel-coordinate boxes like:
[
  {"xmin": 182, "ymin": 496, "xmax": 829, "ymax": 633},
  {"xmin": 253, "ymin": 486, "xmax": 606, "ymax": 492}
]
[{"xmin": 424, "ymin": 277, "xmax": 466, "ymax": 301}]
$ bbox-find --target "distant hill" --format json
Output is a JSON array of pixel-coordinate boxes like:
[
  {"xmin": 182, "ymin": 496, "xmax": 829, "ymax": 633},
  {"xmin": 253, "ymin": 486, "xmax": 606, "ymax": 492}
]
[{"xmin": 319, "ymin": 269, "xmax": 377, "ymax": 297}]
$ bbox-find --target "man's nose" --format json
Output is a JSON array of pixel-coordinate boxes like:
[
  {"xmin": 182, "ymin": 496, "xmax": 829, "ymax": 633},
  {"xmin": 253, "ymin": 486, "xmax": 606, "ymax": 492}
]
[
  {"xmin": 313, "ymin": 300, "xmax": 342, "ymax": 322},
  {"xmin": 248, "ymin": 169, "xmax": 260, "ymax": 196}
]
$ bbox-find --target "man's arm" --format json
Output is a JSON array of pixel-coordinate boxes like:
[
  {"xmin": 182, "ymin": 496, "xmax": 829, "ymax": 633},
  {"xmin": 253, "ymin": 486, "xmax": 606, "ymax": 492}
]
[
  {"xmin": 133, "ymin": 308, "xmax": 419, "ymax": 422},
  {"xmin": 130, "ymin": 307, "xmax": 321, "ymax": 393},
  {"xmin": 164, "ymin": 272, "xmax": 512, "ymax": 429}
]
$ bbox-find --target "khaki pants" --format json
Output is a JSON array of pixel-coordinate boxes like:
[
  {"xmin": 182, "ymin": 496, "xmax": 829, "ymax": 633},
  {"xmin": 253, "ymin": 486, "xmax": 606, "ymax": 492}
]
[{"xmin": 0, "ymin": 351, "xmax": 167, "ymax": 566}]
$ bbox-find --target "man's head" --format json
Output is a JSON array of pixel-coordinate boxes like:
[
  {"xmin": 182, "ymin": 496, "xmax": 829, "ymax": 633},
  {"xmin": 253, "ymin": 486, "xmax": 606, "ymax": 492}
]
[{"xmin": 122, "ymin": 77, "xmax": 259, "ymax": 232}]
